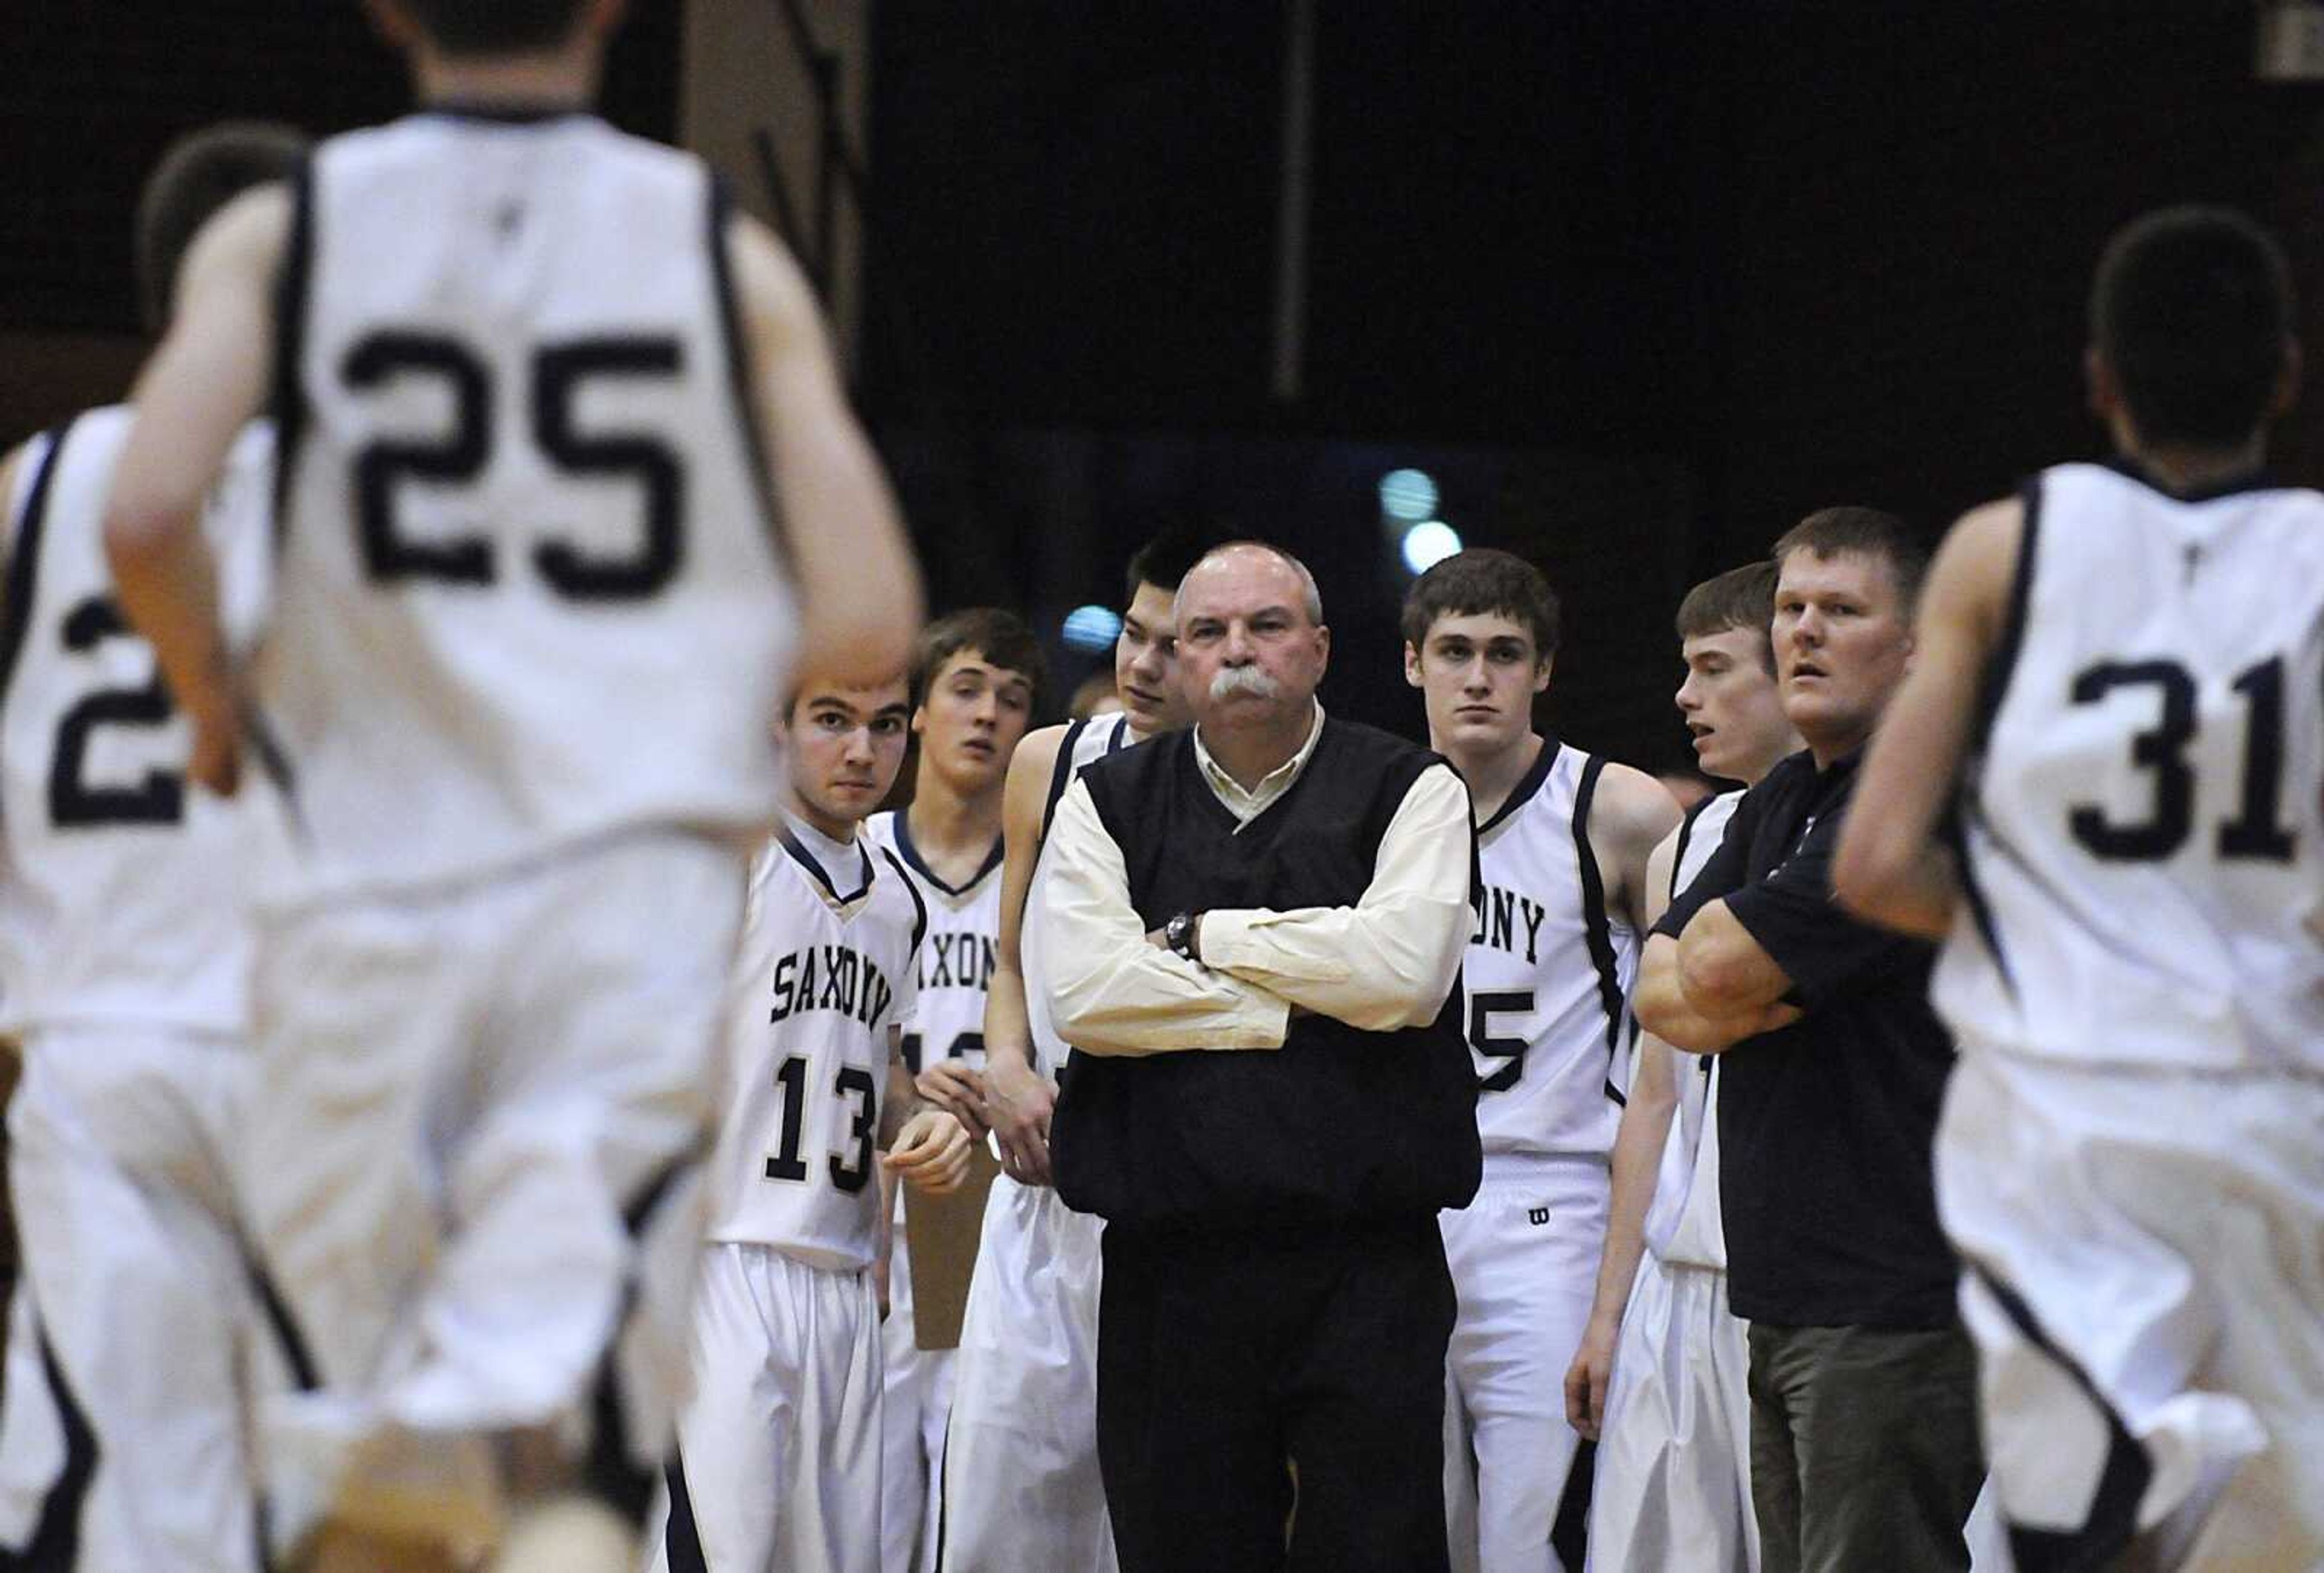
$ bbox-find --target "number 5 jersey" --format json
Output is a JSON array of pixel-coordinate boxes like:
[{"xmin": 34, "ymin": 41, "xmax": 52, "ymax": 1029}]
[
  {"xmin": 263, "ymin": 110, "xmax": 796, "ymax": 902},
  {"xmin": 1940, "ymin": 462, "xmax": 2324, "ymax": 1074},
  {"xmin": 707, "ymin": 822, "xmax": 927, "ymax": 1271}
]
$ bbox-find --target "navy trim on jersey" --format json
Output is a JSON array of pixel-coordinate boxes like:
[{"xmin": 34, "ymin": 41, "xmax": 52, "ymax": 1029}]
[
  {"xmin": 2099, "ymin": 455, "xmax": 2285, "ymax": 505},
  {"xmin": 706, "ymin": 177, "xmax": 791, "ymax": 576},
  {"xmin": 1952, "ymin": 793, "xmax": 2017, "ymax": 997},
  {"xmin": 778, "ymin": 827, "xmax": 874, "ymax": 906},
  {"xmin": 1570, "ymin": 754, "xmax": 1630, "ymax": 1106},
  {"xmin": 0, "ymin": 420, "xmax": 73, "ymax": 711},
  {"xmin": 1667, "ymin": 792, "xmax": 1719, "ymax": 903},
  {"xmin": 661, "ymin": 1448, "xmax": 711, "ymax": 1572},
  {"xmin": 878, "ymin": 844, "xmax": 932, "ymax": 954},
  {"xmin": 1476, "ymin": 735, "xmax": 1558, "ymax": 838},
  {"xmin": 891, "ymin": 809, "xmax": 1004, "ymax": 899},
  {"xmin": 421, "ymin": 102, "xmax": 594, "ymax": 126},
  {"xmin": 4, "ymin": 1332, "xmax": 99, "ymax": 1572},
  {"xmin": 1967, "ymin": 1261, "xmax": 2153, "ymax": 1571},
  {"xmin": 1971, "ymin": 475, "xmax": 2044, "ymax": 754},
  {"xmin": 1041, "ymin": 717, "xmax": 1093, "ymax": 840},
  {"xmin": 270, "ymin": 158, "xmax": 316, "ymax": 548}
]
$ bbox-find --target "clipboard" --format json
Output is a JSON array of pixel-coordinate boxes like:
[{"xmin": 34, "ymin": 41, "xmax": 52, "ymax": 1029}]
[{"xmin": 902, "ymin": 1141, "xmax": 1003, "ymax": 1350}]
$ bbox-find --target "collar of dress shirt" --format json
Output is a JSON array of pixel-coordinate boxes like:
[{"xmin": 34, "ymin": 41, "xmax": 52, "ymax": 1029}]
[{"xmin": 1192, "ymin": 700, "xmax": 1326, "ymax": 827}]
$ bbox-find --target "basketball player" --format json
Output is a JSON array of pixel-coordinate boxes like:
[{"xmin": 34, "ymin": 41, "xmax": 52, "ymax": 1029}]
[
  {"xmin": 1566, "ymin": 562, "xmax": 1794, "ymax": 1572},
  {"xmin": 1836, "ymin": 206, "xmax": 2324, "ymax": 1569},
  {"xmin": 0, "ymin": 123, "xmax": 305, "ymax": 1573},
  {"xmin": 861, "ymin": 609, "xmax": 1043, "ymax": 1573},
  {"xmin": 101, "ymin": 2, "xmax": 921, "ymax": 1566},
  {"xmin": 654, "ymin": 669, "xmax": 972, "ymax": 1573},
  {"xmin": 936, "ymin": 537, "xmax": 1200, "ymax": 1573},
  {"xmin": 1401, "ymin": 548, "xmax": 1679, "ymax": 1572}
]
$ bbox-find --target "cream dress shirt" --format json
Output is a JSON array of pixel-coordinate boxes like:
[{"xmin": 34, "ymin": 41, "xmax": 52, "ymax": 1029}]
[{"xmin": 1040, "ymin": 704, "xmax": 1473, "ymax": 1057}]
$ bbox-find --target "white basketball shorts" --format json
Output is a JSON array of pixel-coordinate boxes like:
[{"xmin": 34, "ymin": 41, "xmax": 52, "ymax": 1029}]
[
  {"xmin": 0, "ymin": 1026, "xmax": 258, "ymax": 1572},
  {"xmin": 940, "ymin": 1172, "xmax": 1115, "ymax": 1573},
  {"xmin": 242, "ymin": 830, "xmax": 741, "ymax": 1549},
  {"xmin": 1937, "ymin": 1046, "xmax": 2324, "ymax": 1571},
  {"xmin": 648, "ymin": 1241, "xmax": 882, "ymax": 1573},
  {"xmin": 1440, "ymin": 1152, "xmax": 1608, "ymax": 1573},
  {"xmin": 1586, "ymin": 1256, "xmax": 1755, "ymax": 1572},
  {"xmin": 883, "ymin": 1196, "xmax": 956, "ymax": 1573}
]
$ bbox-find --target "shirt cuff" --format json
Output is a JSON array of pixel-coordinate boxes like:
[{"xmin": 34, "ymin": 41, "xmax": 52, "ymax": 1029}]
[{"xmin": 1198, "ymin": 908, "xmax": 1354, "ymax": 982}]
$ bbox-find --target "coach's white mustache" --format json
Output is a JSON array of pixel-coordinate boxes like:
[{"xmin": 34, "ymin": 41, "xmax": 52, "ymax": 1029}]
[{"xmin": 1209, "ymin": 665, "xmax": 1282, "ymax": 701}]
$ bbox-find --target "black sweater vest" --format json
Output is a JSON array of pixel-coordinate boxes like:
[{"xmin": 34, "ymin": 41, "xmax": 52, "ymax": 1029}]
[{"xmin": 1051, "ymin": 718, "xmax": 1482, "ymax": 1230}]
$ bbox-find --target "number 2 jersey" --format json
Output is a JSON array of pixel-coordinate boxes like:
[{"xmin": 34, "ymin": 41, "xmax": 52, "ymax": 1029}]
[
  {"xmin": 862, "ymin": 809, "xmax": 1003, "ymax": 1075},
  {"xmin": 0, "ymin": 407, "xmax": 274, "ymax": 1036},
  {"xmin": 262, "ymin": 110, "xmax": 796, "ymax": 902},
  {"xmin": 1938, "ymin": 462, "xmax": 2324, "ymax": 1075},
  {"xmin": 1467, "ymin": 741, "xmax": 1641, "ymax": 1160},
  {"xmin": 707, "ymin": 823, "xmax": 927, "ymax": 1271}
]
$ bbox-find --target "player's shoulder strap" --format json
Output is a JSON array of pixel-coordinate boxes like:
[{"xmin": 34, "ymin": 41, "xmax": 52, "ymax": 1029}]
[
  {"xmin": 1040, "ymin": 715, "xmax": 1095, "ymax": 841},
  {"xmin": 1566, "ymin": 747, "xmax": 1630, "ymax": 1100},
  {"xmin": 1668, "ymin": 790, "xmax": 1724, "ymax": 902},
  {"xmin": 876, "ymin": 844, "xmax": 930, "ymax": 956},
  {"xmin": 0, "ymin": 417, "xmax": 77, "ymax": 711}
]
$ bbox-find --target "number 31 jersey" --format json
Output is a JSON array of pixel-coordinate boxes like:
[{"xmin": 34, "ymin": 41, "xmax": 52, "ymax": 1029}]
[
  {"xmin": 1466, "ymin": 741, "xmax": 1640, "ymax": 1160},
  {"xmin": 264, "ymin": 110, "xmax": 796, "ymax": 902},
  {"xmin": 0, "ymin": 407, "xmax": 274, "ymax": 1037},
  {"xmin": 707, "ymin": 825, "xmax": 926, "ymax": 1271},
  {"xmin": 1938, "ymin": 462, "xmax": 2324, "ymax": 1075}
]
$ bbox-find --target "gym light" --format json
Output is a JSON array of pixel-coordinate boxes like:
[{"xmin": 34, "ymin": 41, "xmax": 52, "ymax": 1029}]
[
  {"xmin": 1062, "ymin": 604, "xmax": 1123, "ymax": 653},
  {"xmin": 1400, "ymin": 521, "xmax": 1463, "ymax": 576}
]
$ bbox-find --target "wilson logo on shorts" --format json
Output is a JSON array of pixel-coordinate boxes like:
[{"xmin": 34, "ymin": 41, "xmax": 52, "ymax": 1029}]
[{"xmin": 1528, "ymin": 1206, "xmax": 1551, "ymax": 1226}]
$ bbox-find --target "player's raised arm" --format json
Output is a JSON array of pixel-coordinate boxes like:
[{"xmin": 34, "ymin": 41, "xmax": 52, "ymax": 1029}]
[
  {"xmin": 727, "ymin": 213, "xmax": 922, "ymax": 689},
  {"xmin": 1833, "ymin": 499, "xmax": 2023, "ymax": 938},
  {"xmin": 103, "ymin": 185, "xmax": 289, "ymax": 793}
]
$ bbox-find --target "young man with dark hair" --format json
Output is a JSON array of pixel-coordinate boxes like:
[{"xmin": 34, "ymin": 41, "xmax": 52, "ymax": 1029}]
[
  {"xmin": 1399, "ymin": 548, "xmax": 1678, "ymax": 1572},
  {"xmin": 937, "ymin": 539, "xmax": 1196, "ymax": 1573},
  {"xmin": 1637, "ymin": 511, "xmax": 1988, "ymax": 1572},
  {"xmin": 657, "ymin": 671, "xmax": 970, "ymax": 1573},
  {"xmin": 1838, "ymin": 206, "xmax": 2324, "ymax": 1569},
  {"xmin": 101, "ymin": 1, "xmax": 920, "ymax": 1566},
  {"xmin": 861, "ymin": 608, "xmax": 1041, "ymax": 1573},
  {"xmin": 1568, "ymin": 561, "xmax": 1797, "ymax": 1572},
  {"xmin": 0, "ymin": 122, "xmax": 304, "ymax": 1573}
]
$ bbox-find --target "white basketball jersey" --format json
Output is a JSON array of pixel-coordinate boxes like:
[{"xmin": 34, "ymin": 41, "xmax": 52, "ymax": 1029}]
[
  {"xmin": 261, "ymin": 111, "xmax": 796, "ymax": 901},
  {"xmin": 1643, "ymin": 790, "xmax": 1741, "ymax": 1269},
  {"xmin": 1467, "ymin": 742, "xmax": 1642, "ymax": 1159},
  {"xmin": 1023, "ymin": 712, "xmax": 1136, "ymax": 1081},
  {"xmin": 1937, "ymin": 463, "xmax": 2324, "ymax": 1076},
  {"xmin": 0, "ymin": 407, "xmax": 274, "ymax": 1036},
  {"xmin": 707, "ymin": 823, "xmax": 926, "ymax": 1270},
  {"xmin": 862, "ymin": 809, "xmax": 1003, "ymax": 1074}
]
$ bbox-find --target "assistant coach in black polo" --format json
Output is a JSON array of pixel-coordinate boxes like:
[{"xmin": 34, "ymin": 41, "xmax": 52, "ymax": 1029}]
[{"xmin": 1039, "ymin": 541, "xmax": 1481, "ymax": 1573}]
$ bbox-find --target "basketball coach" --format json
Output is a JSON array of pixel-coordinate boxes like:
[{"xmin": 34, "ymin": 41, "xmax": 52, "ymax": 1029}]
[{"xmin": 1040, "ymin": 541, "xmax": 1483, "ymax": 1572}]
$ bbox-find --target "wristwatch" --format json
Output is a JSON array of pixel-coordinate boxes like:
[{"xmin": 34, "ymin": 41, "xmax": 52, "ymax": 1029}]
[{"xmin": 1164, "ymin": 910, "xmax": 1203, "ymax": 964}]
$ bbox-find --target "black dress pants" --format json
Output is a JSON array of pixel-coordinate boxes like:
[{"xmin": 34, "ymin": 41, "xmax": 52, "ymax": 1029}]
[{"xmin": 1095, "ymin": 1215, "xmax": 1457, "ymax": 1573}]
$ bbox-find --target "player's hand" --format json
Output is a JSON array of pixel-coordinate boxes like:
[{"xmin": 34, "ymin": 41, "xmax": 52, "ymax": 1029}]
[
  {"xmin": 916, "ymin": 1061, "xmax": 990, "ymax": 1140},
  {"xmin": 884, "ymin": 1109, "xmax": 972, "ymax": 1195},
  {"xmin": 186, "ymin": 697, "xmax": 243, "ymax": 796},
  {"xmin": 981, "ymin": 1054, "xmax": 1055, "ymax": 1187},
  {"xmin": 1563, "ymin": 1309, "xmax": 1621, "ymax": 1440}
]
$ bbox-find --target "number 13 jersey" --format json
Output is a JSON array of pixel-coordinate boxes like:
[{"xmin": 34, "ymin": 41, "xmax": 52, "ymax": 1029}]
[
  {"xmin": 1466, "ymin": 741, "xmax": 1640, "ymax": 1160},
  {"xmin": 1939, "ymin": 462, "xmax": 2324, "ymax": 1075},
  {"xmin": 263, "ymin": 111, "xmax": 796, "ymax": 902},
  {"xmin": 707, "ymin": 825, "xmax": 926, "ymax": 1271}
]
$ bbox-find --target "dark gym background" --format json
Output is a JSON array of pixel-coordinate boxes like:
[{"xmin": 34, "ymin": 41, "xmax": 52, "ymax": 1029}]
[{"xmin": 8, "ymin": 2, "xmax": 2324, "ymax": 775}]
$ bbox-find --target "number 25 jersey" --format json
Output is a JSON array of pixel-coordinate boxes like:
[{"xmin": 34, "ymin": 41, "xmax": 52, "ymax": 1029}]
[
  {"xmin": 707, "ymin": 827, "xmax": 925, "ymax": 1271},
  {"xmin": 263, "ymin": 111, "xmax": 797, "ymax": 901},
  {"xmin": 1938, "ymin": 462, "xmax": 2324, "ymax": 1074}
]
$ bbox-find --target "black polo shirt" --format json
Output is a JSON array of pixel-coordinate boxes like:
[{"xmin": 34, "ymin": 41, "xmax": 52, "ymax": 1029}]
[{"xmin": 1653, "ymin": 746, "xmax": 1960, "ymax": 1329}]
